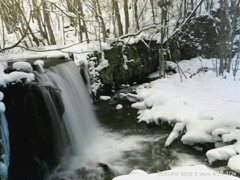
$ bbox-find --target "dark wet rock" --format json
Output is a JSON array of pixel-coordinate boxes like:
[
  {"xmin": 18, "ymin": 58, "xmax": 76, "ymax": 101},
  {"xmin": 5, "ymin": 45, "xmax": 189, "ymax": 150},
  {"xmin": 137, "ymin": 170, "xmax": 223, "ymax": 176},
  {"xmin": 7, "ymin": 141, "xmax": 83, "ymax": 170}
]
[
  {"xmin": 88, "ymin": 40, "xmax": 160, "ymax": 97},
  {"xmin": 1, "ymin": 83, "xmax": 65, "ymax": 180}
]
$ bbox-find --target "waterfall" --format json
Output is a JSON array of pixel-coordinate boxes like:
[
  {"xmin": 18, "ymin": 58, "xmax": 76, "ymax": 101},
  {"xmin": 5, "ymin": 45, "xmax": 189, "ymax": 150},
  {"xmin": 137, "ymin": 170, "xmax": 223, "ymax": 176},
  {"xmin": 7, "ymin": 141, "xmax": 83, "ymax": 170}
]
[
  {"xmin": 38, "ymin": 61, "xmax": 99, "ymax": 170},
  {"xmin": 2, "ymin": 61, "xmax": 100, "ymax": 179},
  {"xmin": 0, "ymin": 112, "xmax": 10, "ymax": 180}
]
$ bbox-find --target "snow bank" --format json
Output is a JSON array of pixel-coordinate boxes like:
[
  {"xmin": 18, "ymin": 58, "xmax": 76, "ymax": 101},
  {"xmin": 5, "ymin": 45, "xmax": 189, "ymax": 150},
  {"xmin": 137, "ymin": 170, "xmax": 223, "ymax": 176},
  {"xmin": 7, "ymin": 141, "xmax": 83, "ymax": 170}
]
[
  {"xmin": 113, "ymin": 165, "xmax": 240, "ymax": 180},
  {"xmin": 130, "ymin": 57, "xmax": 240, "ymax": 172}
]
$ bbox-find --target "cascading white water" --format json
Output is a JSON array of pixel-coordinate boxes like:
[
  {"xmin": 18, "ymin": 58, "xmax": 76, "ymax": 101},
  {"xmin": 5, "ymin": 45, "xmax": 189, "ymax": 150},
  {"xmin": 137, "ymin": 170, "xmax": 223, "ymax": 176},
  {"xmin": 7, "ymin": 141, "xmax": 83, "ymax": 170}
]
[
  {"xmin": 37, "ymin": 61, "xmax": 159, "ymax": 180},
  {"xmin": 0, "ymin": 112, "xmax": 10, "ymax": 180},
  {"xmin": 38, "ymin": 61, "xmax": 99, "ymax": 173}
]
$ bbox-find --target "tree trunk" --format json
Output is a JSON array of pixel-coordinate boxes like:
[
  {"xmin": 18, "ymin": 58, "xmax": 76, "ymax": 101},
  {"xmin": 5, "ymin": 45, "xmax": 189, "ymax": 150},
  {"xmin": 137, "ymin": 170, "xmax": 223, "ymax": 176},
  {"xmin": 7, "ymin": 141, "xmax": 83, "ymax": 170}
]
[
  {"xmin": 191, "ymin": 0, "xmax": 194, "ymax": 10},
  {"xmin": 226, "ymin": 0, "xmax": 239, "ymax": 73},
  {"xmin": 159, "ymin": 0, "xmax": 170, "ymax": 79},
  {"xmin": 32, "ymin": 0, "xmax": 46, "ymax": 45},
  {"xmin": 66, "ymin": 0, "xmax": 75, "ymax": 26},
  {"xmin": 111, "ymin": 0, "xmax": 117, "ymax": 37},
  {"xmin": 42, "ymin": 2, "xmax": 56, "ymax": 45},
  {"xmin": 112, "ymin": 0, "xmax": 123, "ymax": 36},
  {"xmin": 218, "ymin": 0, "xmax": 227, "ymax": 75},
  {"xmin": 77, "ymin": 11, "xmax": 83, "ymax": 43},
  {"xmin": 1, "ymin": 17, "xmax": 5, "ymax": 51},
  {"xmin": 150, "ymin": 0, "xmax": 155, "ymax": 23},
  {"xmin": 78, "ymin": 1, "xmax": 89, "ymax": 43},
  {"xmin": 183, "ymin": 0, "xmax": 187, "ymax": 17},
  {"xmin": 159, "ymin": 49, "xmax": 165, "ymax": 79},
  {"xmin": 96, "ymin": 0, "xmax": 109, "ymax": 42},
  {"xmin": 134, "ymin": 0, "xmax": 139, "ymax": 30},
  {"xmin": 124, "ymin": 0, "xmax": 130, "ymax": 34}
]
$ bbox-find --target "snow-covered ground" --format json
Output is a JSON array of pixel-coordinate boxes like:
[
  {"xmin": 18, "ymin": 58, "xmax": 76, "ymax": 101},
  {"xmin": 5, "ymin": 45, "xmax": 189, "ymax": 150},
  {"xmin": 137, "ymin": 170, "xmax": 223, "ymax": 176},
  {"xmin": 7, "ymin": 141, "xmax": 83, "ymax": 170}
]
[{"xmin": 125, "ymin": 57, "xmax": 240, "ymax": 176}]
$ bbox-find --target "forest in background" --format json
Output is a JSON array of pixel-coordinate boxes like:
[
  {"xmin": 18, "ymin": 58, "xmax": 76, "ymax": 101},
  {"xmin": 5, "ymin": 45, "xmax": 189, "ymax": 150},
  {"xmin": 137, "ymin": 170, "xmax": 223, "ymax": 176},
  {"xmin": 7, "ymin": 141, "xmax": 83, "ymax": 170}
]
[
  {"xmin": 0, "ymin": 0, "xmax": 239, "ymax": 76},
  {"xmin": 0, "ymin": 0, "xmax": 216, "ymax": 47}
]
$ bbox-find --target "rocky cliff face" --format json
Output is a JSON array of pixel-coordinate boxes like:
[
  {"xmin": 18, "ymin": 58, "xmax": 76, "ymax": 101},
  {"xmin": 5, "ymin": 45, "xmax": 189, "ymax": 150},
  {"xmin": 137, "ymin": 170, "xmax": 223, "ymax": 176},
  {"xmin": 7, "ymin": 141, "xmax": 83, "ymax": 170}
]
[{"xmin": 88, "ymin": 40, "xmax": 161, "ymax": 98}]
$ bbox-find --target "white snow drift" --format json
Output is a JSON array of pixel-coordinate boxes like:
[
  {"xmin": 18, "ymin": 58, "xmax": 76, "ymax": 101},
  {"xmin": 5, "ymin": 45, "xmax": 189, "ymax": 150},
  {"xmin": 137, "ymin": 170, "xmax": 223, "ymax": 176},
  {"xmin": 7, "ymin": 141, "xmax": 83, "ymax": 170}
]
[{"xmin": 130, "ymin": 57, "xmax": 240, "ymax": 173}]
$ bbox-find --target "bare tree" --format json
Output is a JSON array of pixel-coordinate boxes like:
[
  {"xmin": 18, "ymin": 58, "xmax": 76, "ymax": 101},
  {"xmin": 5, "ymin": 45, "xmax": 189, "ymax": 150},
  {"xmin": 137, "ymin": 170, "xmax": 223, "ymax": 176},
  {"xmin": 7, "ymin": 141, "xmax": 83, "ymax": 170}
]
[{"xmin": 0, "ymin": 13, "xmax": 32, "ymax": 53}]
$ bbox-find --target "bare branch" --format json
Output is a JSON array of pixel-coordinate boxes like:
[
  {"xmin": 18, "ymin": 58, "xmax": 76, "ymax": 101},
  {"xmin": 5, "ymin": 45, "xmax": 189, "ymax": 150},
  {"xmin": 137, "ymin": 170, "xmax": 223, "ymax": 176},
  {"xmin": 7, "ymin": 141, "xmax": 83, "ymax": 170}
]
[
  {"xmin": 12, "ymin": 41, "xmax": 93, "ymax": 54},
  {"xmin": 166, "ymin": 0, "xmax": 205, "ymax": 42},
  {"xmin": 0, "ymin": 11, "xmax": 33, "ymax": 53},
  {"xmin": 118, "ymin": 23, "xmax": 164, "ymax": 40}
]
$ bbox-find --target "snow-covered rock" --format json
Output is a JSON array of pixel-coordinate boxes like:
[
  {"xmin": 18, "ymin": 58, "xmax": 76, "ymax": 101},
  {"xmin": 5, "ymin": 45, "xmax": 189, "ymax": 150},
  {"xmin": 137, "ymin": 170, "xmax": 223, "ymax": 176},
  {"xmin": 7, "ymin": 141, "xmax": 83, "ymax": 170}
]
[
  {"xmin": 0, "ymin": 92, "xmax": 3, "ymax": 101},
  {"xmin": 116, "ymin": 104, "xmax": 123, "ymax": 110},
  {"xmin": 0, "ymin": 102, "xmax": 6, "ymax": 112},
  {"xmin": 100, "ymin": 96, "xmax": 111, "ymax": 101},
  {"xmin": 119, "ymin": 93, "xmax": 127, "ymax": 99},
  {"xmin": 0, "ymin": 91, "xmax": 5, "ymax": 112},
  {"xmin": 165, "ymin": 123, "xmax": 185, "ymax": 146},
  {"xmin": 34, "ymin": 60, "xmax": 45, "ymax": 73},
  {"xmin": 13, "ymin": 62, "xmax": 33, "ymax": 72},
  {"xmin": 228, "ymin": 155, "xmax": 240, "ymax": 173},
  {"xmin": 129, "ymin": 169, "xmax": 148, "ymax": 175},
  {"xmin": 206, "ymin": 146, "xmax": 237, "ymax": 164},
  {"xmin": 212, "ymin": 127, "xmax": 233, "ymax": 141},
  {"xmin": 4, "ymin": 71, "xmax": 35, "ymax": 84},
  {"xmin": 127, "ymin": 93, "xmax": 139, "ymax": 102},
  {"xmin": 131, "ymin": 101, "xmax": 147, "ymax": 110}
]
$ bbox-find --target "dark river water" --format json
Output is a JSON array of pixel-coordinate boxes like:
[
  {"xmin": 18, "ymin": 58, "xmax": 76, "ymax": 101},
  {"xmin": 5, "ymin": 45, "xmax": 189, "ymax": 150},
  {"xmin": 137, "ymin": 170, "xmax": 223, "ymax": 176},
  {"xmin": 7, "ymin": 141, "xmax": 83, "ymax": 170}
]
[{"xmin": 92, "ymin": 87, "xmax": 232, "ymax": 178}]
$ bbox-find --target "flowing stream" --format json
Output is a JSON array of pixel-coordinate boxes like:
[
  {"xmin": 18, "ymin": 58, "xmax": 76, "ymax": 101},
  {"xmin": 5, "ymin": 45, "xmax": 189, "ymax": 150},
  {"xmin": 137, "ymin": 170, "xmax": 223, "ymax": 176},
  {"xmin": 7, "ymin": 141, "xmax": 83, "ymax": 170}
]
[{"xmin": 37, "ymin": 61, "xmax": 209, "ymax": 179}]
